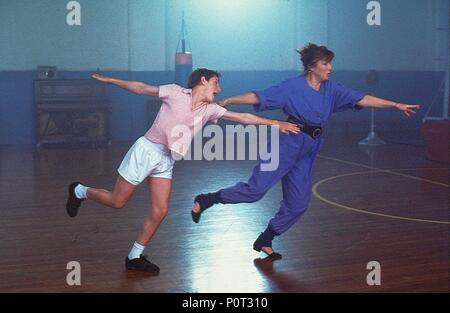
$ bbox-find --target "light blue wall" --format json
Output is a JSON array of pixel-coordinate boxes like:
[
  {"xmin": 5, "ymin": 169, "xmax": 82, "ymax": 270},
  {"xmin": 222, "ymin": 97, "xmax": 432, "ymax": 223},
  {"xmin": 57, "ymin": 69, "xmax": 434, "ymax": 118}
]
[
  {"xmin": 328, "ymin": 0, "xmax": 443, "ymax": 71},
  {"xmin": 0, "ymin": 0, "xmax": 302, "ymax": 71},
  {"xmin": 295, "ymin": 0, "xmax": 328, "ymax": 66},
  {"xmin": 0, "ymin": 0, "xmax": 130, "ymax": 70},
  {"xmin": 165, "ymin": 0, "xmax": 298, "ymax": 70},
  {"xmin": 0, "ymin": 0, "xmax": 448, "ymax": 144},
  {"xmin": 1, "ymin": 0, "xmax": 447, "ymax": 71},
  {"xmin": 129, "ymin": 0, "xmax": 167, "ymax": 71}
]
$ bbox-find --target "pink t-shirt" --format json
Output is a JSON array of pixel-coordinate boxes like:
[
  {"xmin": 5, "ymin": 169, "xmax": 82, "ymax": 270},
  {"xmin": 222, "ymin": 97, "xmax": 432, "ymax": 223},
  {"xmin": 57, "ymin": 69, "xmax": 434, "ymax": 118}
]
[{"xmin": 145, "ymin": 84, "xmax": 227, "ymax": 157}]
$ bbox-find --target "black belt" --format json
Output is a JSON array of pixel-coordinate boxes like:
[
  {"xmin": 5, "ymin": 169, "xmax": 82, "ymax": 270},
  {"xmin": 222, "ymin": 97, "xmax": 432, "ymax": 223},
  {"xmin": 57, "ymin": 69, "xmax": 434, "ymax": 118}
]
[{"xmin": 287, "ymin": 116, "xmax": 323, "ymax": 139}]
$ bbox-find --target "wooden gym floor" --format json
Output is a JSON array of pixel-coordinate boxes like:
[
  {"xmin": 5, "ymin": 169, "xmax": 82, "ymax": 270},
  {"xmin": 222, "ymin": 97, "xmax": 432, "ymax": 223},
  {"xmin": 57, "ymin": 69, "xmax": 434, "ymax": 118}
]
[{"xmin": 0, "ymin": 130, "xmax": 448, "ymax": 293}]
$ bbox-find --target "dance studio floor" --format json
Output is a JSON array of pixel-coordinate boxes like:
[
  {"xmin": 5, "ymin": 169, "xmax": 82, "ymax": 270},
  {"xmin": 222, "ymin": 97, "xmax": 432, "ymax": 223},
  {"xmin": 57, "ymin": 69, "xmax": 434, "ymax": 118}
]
[{"xmin": 0, "ymin": 130, "xmax": 448, "ymax": 293}]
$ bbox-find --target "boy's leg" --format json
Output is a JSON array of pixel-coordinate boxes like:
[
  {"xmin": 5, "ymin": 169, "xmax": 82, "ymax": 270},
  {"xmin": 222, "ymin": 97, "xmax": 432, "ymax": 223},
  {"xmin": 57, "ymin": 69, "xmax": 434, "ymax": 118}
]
[
  {"xmin": 125, "ymin": 176, "xmax": 172, "ymax": 274},
  {"xmin": 66, "ymin": 137, "xmax": 148, "ymax": 217},
  {"xmin": 86, "ymin": 175, "xmax": 136, "ymax": 209},
  {"xmin": 137, "ymin": 176, "xmax": 172, "ymax": 245},
  {"xmin": 66, "ymin": 175, "xmax": 136, "ymax": 217}
]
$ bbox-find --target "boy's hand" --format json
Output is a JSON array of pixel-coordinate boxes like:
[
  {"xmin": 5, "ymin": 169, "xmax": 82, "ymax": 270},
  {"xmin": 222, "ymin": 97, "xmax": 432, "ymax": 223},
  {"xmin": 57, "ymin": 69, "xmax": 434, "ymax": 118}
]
[
  {"xmin": 276, "ymin": 121, "xmax": 301, "ymax": 134},
  {"xmin": 92, "ymin": 73, "xmax": 110, "ymax": 83}
]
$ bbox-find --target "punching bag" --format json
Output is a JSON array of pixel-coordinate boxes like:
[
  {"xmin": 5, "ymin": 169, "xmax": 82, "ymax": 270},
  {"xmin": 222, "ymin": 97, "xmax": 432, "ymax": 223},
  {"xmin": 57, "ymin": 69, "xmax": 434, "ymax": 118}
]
[
  {"xmin": 175, "ymin": 13, "xmax": 192, "ymax": 88},
  {"xmin": 175, "ymin": 41, "xmax": 192, "ymax": 88}
]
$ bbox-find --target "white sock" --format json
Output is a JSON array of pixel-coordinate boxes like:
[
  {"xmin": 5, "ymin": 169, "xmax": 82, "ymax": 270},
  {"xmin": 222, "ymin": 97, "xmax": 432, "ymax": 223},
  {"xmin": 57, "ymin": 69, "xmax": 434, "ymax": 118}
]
[
  {"xmin": 74, "ymin": 184, "xmax": 88, "ymax": 199},
  {"xmin": 128, "ymin": 241, "xmax": 145, "ymax": 260}
]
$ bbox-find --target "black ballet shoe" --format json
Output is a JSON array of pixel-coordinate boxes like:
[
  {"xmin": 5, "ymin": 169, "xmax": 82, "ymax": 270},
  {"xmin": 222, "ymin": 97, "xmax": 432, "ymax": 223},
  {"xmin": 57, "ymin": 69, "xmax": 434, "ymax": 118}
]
[
  {"xmin": 253, "ymin": 232, "xmax": 269, "ymax": 252},
  {"xmin": 191, "ymin": 210, "xmax": 201, "ymax": 223},
  {"xmin": 265, "ymin": 251, "xmax": 282, "ymax": 260},
  {"xmin": 253, "ymin": 233, "xmax": 282, "ymax": 260},
  {"xmin": 66, "ymin": 181, "xmax": 85, "ymax": 218},
  {"xmin": 191, "ymin": 193, "xmax": 219, "ymax": 223},
  {"xmin": 125, "ymin": 254, "xmax": 160, "ymax": 275}
]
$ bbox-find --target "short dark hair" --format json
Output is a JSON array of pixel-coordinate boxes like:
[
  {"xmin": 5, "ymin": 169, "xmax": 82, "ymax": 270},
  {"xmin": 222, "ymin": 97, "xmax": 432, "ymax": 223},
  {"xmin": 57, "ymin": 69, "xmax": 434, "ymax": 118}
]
[
  {"xmin": 187, "ymin": 68, "xmax": 221, "ymax": 89},
  {"xmin": 297, "ymin": 43, "xmax": 334, "ymax": 73}
]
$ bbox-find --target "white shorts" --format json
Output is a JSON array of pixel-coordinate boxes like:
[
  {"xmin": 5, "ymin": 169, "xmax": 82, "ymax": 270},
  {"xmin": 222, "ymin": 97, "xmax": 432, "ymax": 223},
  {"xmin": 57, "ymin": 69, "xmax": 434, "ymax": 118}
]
[{"xmin": 118, "ymin": 137, "xmax": 174, "ymax": 185}]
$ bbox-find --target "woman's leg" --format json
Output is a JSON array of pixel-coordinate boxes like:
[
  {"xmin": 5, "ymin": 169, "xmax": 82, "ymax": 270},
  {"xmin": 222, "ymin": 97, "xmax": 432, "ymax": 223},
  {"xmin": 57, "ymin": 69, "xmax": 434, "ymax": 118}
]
[
  {"xmin": 258, "ymin": 146, "xmax": 319, "ymax": 256},
  {"xmin": 192, "ymin": 134, "xmax": 300, "ymax": 220},
  {"xmin": 269, "ymin": 155, "xmax": 316, "ymax": 234}
]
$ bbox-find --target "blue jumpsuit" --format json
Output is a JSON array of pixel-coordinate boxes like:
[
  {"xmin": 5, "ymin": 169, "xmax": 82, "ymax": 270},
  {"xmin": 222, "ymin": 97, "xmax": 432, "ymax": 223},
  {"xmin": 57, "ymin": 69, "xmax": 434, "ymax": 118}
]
[{"xmin": 218, "ymin": 75, "xmax": 365, "ymax": 235}]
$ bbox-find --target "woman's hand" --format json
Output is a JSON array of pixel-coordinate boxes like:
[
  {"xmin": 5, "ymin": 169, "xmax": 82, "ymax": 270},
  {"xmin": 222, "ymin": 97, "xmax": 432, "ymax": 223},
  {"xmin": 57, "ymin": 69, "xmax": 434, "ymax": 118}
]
[
  {"xmin": 217, "ymin": 99, "xmax": 228, "ymax": 106},
  {"xmin": 394, "ymin": 103, "xmax": 420, "ymax": 117},
  {"xmin": 275, "ymin": 121, "xmax": 301, "ymax": 134}
]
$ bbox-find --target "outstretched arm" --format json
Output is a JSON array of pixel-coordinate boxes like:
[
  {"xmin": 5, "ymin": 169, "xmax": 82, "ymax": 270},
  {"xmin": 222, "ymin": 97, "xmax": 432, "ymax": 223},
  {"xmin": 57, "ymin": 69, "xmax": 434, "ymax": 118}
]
[
  {"xmin": 221, "ymin": 111, "xmax": 300, "ymax": 134},
  {"xmin": 217, "ymin": 92, "xmax": 259, "ymax": 106},
  {"xmin": 92, "ymin": 73, "xmax": 159, "ymax": 97},
  {"xmin": 357, "ymin": 95, "xmax": 420, "ymax": 117}
]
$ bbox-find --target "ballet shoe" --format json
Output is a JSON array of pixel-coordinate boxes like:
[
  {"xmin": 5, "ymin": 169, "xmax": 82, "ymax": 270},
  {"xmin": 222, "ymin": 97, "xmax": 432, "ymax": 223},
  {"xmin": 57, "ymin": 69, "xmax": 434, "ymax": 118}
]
[
  {"xmin": 66, "ymin": 181, "xmax": 85, "ymax": 217},
  {"xmin": 191, "ymin": 193, "xmax": 218, "ymax": 223},
  {"xmin": 253, "ymin": 232, "xmax": 282, "ymax": 260}
]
